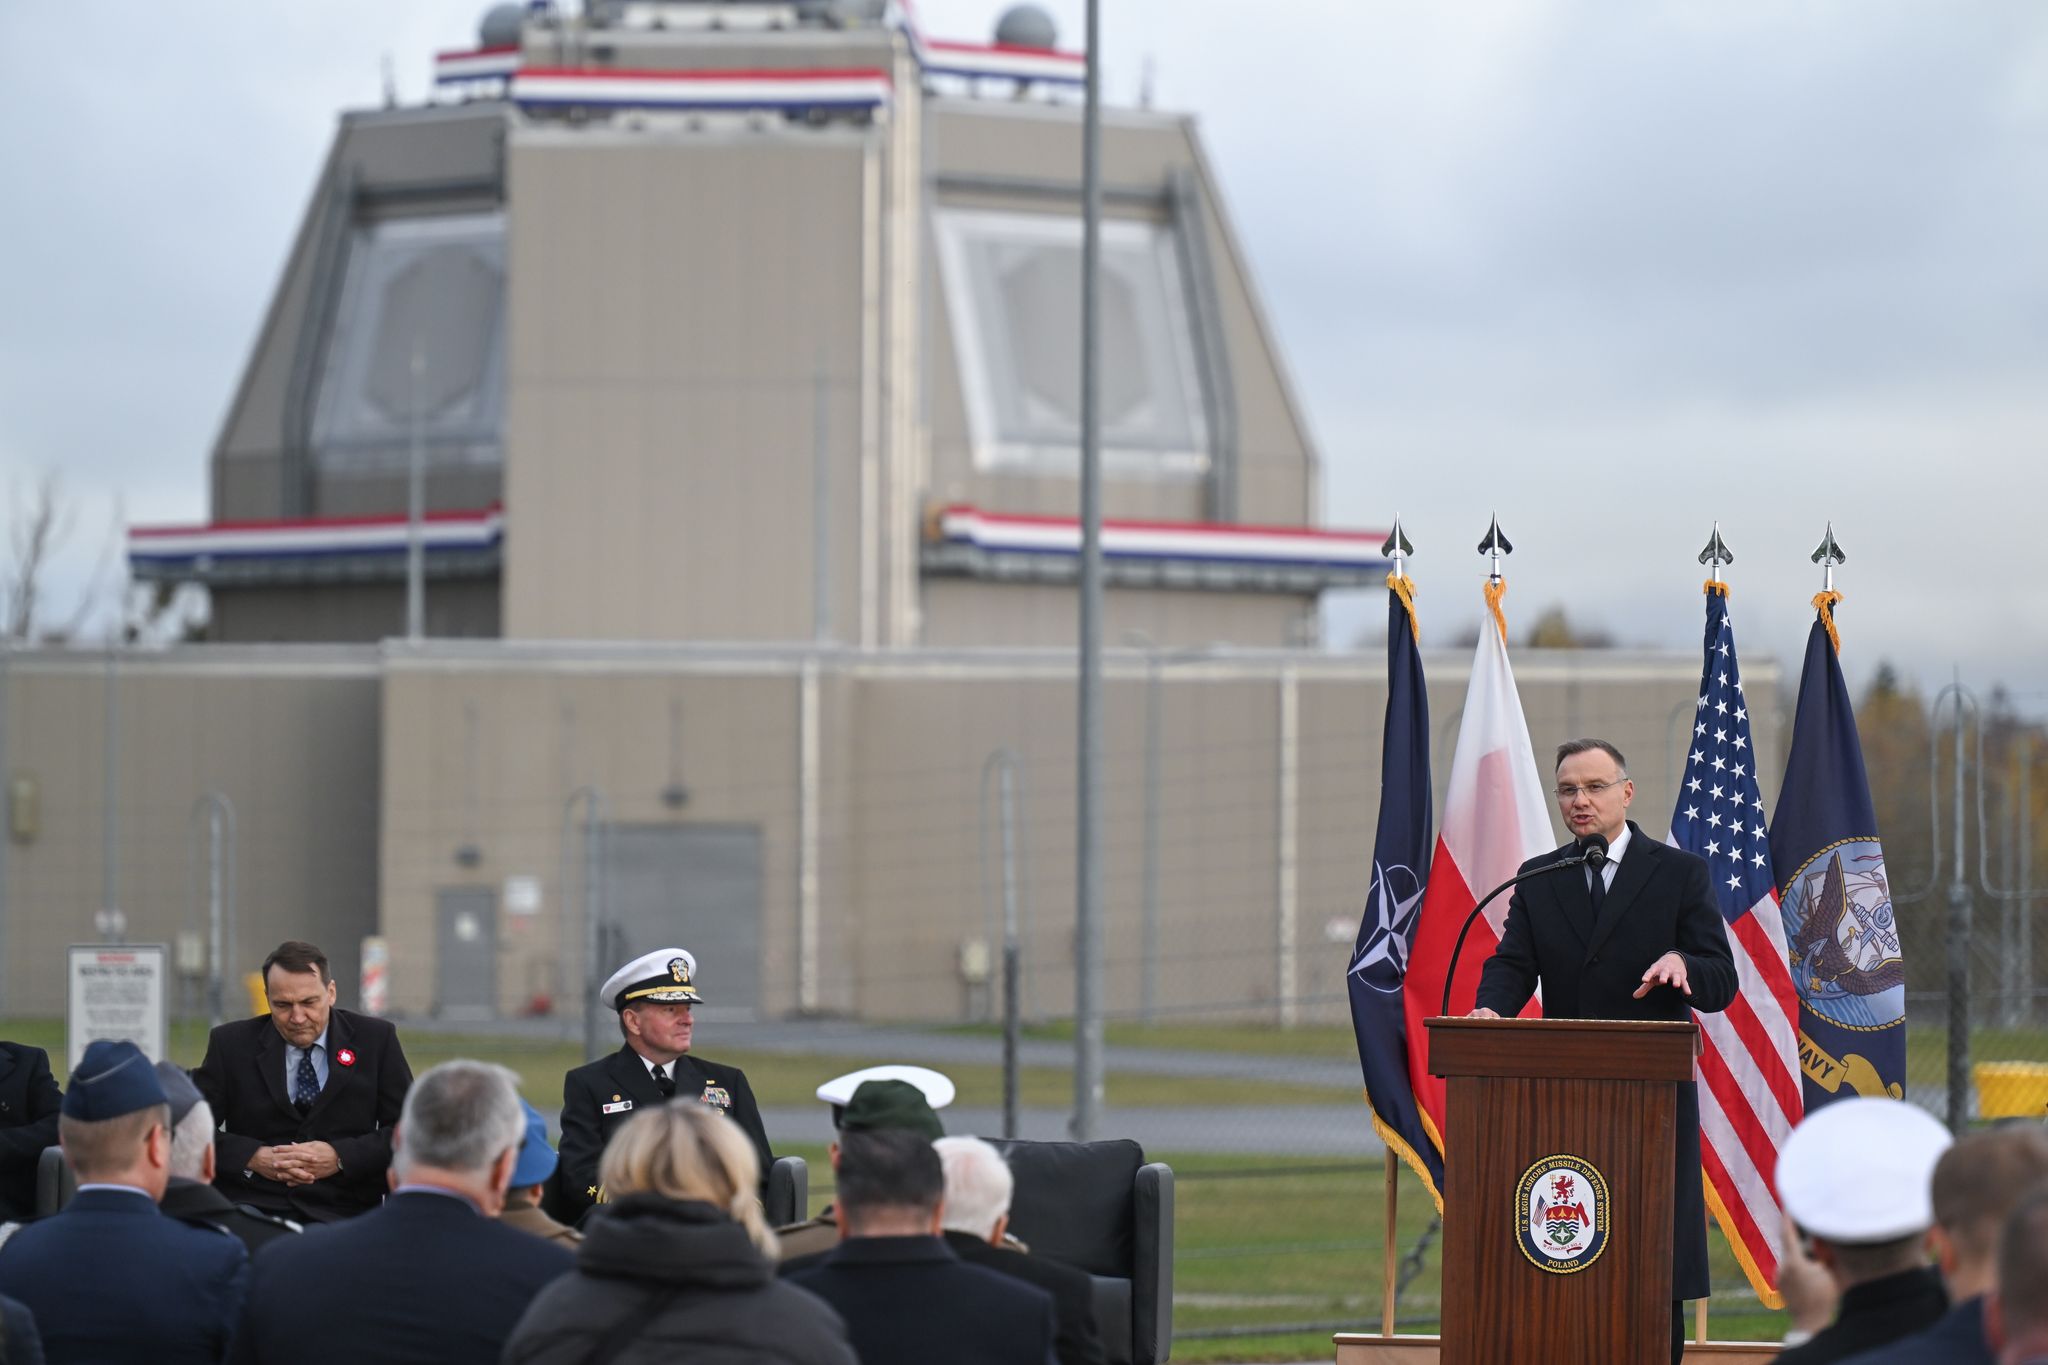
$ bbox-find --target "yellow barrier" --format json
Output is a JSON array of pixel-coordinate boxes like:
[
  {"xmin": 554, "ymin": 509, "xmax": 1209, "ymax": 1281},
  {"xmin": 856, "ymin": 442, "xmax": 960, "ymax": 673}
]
[
  {"xmin": 1975, "ymin": 1062, "xmax": 2048, "ymax": 1119},
  {"xmin": 245, "ymin": 971, "xmax": 269, "ymax": 1017}
]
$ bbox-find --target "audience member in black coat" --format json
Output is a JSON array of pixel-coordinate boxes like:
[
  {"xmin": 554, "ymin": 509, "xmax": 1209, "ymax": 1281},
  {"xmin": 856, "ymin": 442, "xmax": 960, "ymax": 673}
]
[
  {"xmin": 506, "ymin": 1103, "xmax": 854, "ymax": 1365},
  {"xmin": 1, "ymin": 1291, "xmax": 43, "ymax": 1365},
  {"xmin": 191, "ymin": 941, "xmax": 413, "ymax": 1223},
  {"xmin": 788, "ymin": 1117, "xmax": 1057, "ymax": 1365},
  {"xmin": 936, "ymin": 1136, "xmax": 1106, "ymax": 1365},
  {"xmin": 228, "ymin": 1060, "xmax": 571, "ymax": 1365},
  {"xmin": 0, "ymin": 1044, "xmax": 62, "ymax": 1221},
  {"xmin": 1829, "ymin": 1126, "xmax": 2048, "ymax": 1365},
  {"xmin": 1773, "ymin": 1096, "xmax": 1955, "ymax": 1365}
]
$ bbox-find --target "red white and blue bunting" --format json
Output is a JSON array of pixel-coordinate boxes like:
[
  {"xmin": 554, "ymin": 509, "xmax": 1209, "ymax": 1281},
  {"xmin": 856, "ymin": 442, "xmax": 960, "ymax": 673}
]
[{"xmin": 129, "ymin": 508, "xmax": 504, "ymax": 581}]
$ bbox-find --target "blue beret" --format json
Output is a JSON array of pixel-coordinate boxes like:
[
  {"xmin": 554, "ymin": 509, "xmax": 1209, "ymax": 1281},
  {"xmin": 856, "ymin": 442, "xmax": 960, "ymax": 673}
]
[{"xmin": 63, "ymin": 1040, "xmax": 168, "ymax": 1121}]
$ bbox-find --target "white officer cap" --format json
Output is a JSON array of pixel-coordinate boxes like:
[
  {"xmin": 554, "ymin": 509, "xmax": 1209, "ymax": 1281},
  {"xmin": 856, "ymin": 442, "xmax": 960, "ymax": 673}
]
[
  {"xmin": 815, "ymin": 1064, "xmax": 956, "ymax": 1111},
  {"xmin": 600, "ymin": 948, "xmax": 702, "ymax": 1010},
  {"xmin": 1777, "ymin": 1097, "xmax": 1953, "ymax": 1243}
]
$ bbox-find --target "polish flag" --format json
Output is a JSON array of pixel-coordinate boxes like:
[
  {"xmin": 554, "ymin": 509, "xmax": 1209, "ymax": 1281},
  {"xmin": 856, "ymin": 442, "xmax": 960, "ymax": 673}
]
[{"xmin": 1399, "ymin": 585, "xmax": 1556, "ymax": 1150}]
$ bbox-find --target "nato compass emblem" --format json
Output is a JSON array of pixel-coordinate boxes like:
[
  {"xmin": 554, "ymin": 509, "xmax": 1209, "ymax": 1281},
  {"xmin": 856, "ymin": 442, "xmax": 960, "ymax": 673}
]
[
  {"xmin": 1782, "ymin": 842, "xmax": 1905, "ymax": 1030},
  {"xmin": 1516, "ymin": 1156, "xmax": 1609, "ymax": 1273},
  {"xmin": 1348, "ymin": 861, "xmax": 1426, "ymax": 995}
]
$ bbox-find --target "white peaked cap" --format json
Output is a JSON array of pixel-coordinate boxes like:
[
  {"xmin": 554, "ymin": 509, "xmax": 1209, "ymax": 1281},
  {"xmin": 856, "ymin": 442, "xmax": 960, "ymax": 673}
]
[
  {"xmin": 1776, "ymin": 1097, "xmax": 1953, "ymax": 1243},
  {"xmin": 599, "ymin": 948, "xmax": 701, "ymax": 1009},
  {"xmin": 815, "ymin": 1064, "xmax": 957, "ymax": 1110}
]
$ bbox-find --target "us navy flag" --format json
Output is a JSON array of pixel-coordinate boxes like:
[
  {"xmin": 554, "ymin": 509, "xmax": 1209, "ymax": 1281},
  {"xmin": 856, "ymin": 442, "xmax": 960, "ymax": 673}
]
[
  {"xmin": 1347, "ymin": 577, "xmax": 1444, "ymax": 1198},
  {"xmin": 1767, "ymin": 599, "xmax": 1906, "ymax": 1106}
]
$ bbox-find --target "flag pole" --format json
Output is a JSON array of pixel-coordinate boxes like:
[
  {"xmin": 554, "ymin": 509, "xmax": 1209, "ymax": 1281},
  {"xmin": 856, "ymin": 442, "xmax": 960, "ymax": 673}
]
[
  {"xmin": 1692, "ymin": 519, "xmax": 1730, "ymax": 1351},
  {"xmin": 1379, "ymin": 516, "xmax": 1411, "ymax": 1341}
]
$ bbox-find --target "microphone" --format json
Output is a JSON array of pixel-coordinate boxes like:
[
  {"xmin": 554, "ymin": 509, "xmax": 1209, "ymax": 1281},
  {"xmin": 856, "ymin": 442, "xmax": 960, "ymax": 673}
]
[
  {"xmin": 1579, "ymin": 832, "xmax": 1610, "ymax": 870},
  {"xmin": 1438, "ymin": 833, "xmax": 1609, "ymax": 1017}
]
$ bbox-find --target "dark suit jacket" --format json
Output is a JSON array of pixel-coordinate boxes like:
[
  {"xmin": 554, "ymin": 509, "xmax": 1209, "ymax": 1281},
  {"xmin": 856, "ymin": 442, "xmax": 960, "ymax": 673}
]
[
  {"xmin": 789, "ymin": 1235, "xmax": 1058, "ymax": 1365},
  {"xmin": 1777, "ymin": 1266, "xmax": 1949, "ymax": 1365},
  {"xmin": 944, "ymin": 1231, "xmax": 1108, "ymax": 1365},
  {"xmin": 0, "ymin": 1045, "xmax": 62, "ymax": 1221},
  {"xmin": 159, "ymin": 1177, "xmax": 302, "ymax": 1257},
  {"xmin": 191, "ymin": 1009, "xmax": 412, "ymax": 1222},
  {"xmin": 1474, "ymin": 821, "xmax": 1737, "ymax": 1300},
  {"xmin": 228, "ymin": 1189, "xmax": 574, "ymax": 1365},
  {"xmin": 1838, "ymin": 1292, "xmax": 1990, "ymax": 1364},
  {"xmin": 554, "ymin": 1046, "xmax": 770, "ymax": 1223},
  {"xmin": 0, "ymin": 1187, "xmax": 247, "ymax": 1365},
  {"xmin": 1, "ymin": 1291, "xmax": 43, "ymax": 1365}
]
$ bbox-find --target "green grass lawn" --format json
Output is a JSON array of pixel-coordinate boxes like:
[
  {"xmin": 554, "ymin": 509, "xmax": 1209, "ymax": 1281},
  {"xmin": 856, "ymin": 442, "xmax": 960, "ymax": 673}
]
[{"xmin": 0, "ymin": 1019, "xmax": 1349, "ymax": 1110}]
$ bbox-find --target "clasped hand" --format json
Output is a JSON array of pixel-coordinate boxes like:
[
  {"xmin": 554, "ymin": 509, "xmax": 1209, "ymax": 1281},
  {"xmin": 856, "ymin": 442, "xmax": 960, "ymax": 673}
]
[{"xmin": 247, "ymin": 1140, "xmax": 339, "ymax": 1186}]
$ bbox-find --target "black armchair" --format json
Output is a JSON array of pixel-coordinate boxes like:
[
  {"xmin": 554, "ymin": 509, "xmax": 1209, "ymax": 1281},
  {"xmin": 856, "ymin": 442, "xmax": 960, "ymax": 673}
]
[
  {"xmin": 35, "ymin": 1145, "xmax": 74, "ymax": 1217},
  {"xmin": 763, "ymin": 1154, "xmax": 807, "ymax": 1228},
  {"xmin": 990, "ymin": 1137, "xmax": 1174, "ymax": 1365}
]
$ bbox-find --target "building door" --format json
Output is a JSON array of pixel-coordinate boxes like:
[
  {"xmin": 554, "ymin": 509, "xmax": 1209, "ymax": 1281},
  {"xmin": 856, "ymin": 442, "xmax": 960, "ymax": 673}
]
[
  {"xmin": 600, "ymin": 824, "xmax": 763, "ymax": 1018},
  {"xmin": 435, "ymin": 886, "xmax": 498, "ymax": 1020}
]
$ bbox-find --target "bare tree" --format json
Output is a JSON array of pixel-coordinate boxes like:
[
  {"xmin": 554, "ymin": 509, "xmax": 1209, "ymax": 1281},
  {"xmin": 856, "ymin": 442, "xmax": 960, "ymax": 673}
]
[
  {"xmin": 4, "ymin": 471, "xmax": 124, "ymax": 643},
  {"xmin": 5, "ymin": 471, "xmax": 71, "ymax": 640}
]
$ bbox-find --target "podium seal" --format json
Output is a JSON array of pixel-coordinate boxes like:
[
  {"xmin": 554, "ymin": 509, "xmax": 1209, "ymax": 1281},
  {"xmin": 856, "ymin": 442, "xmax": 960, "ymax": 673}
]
[{"xmin": 1514, "ymin": 1154, "xmax": 1610, "ymax": 1273}]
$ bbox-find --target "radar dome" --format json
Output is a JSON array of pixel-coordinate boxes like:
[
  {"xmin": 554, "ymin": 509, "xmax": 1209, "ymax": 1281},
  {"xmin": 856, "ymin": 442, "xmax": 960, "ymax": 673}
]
[
  {"xmin": 994, "ymin": 4, "xmax": 1057, "ymax": 49},
  {"xmin": 478, "ymin": 3, "xmax": 525, "ymax": 49}
]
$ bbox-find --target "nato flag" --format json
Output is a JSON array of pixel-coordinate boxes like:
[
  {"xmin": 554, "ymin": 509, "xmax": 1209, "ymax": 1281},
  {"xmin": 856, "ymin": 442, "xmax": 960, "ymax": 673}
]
[
  {"xmin": 1767, "ymin": 610, "xmax": 1906, "ymax": 1108},
  {"xmin": 1347, "ymin": 582, "xmax": 1444, "ymax": 1197}
]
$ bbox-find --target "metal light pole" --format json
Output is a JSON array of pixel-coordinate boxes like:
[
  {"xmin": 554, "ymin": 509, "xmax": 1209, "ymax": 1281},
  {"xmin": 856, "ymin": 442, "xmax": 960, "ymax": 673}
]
[
  {"xmin": 191, "ymin": 794, "xmax": 237, "ymax": 1029},
  {"xmin": 1943, "ymin": 677, "xmax": 1971, "ymax": 1132},
  {"xmin": 1072, "ymin": 0, "xmax": 1106, "ymax": 1142},
  {"xmin": 562, "ymin": 786, "xmax": 608, "ymax": 1059},
  {"xmin": 406, "ymin": 338, "xmax": 426, "ymax": 642}
]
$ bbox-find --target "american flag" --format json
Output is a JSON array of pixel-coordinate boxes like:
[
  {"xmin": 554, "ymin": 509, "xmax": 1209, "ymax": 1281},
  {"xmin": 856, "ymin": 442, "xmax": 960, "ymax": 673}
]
[{"xmin": 1667, "ymin": 583, "xmax": 1804, "ymax": 1308}]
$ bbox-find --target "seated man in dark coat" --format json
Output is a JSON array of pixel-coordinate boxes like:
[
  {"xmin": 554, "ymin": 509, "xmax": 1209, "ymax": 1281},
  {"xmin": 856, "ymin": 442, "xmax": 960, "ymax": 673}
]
[
  {"xmin": 191, "ymin": 939, "xmax": 413, "ymax": 1223},
  {"xmin": 0, "ymin": 1041, "xmax": 247, "ymax": 1365},
  {"xmin": 555, "ymin": 948, "xmax": 769, "ymax": 1224},
  {"xmin": 153, "ymin": 1062, "xmax": 302, "ymax": 1255},
  {"xmin": 0, "ymin": 1042, "xmax": 61, "ymax": 1222},
  {"xmin": 936, "ymin": 1135, "xmax": 1106, "ymax": 1365},
  {"xmin": 229, "ymin": 1059, "xmax": 573, "ymax": 1365},
  {"xmin": 788, "ymin": 1088, "xmax": 1057, "ymax": 1365}
]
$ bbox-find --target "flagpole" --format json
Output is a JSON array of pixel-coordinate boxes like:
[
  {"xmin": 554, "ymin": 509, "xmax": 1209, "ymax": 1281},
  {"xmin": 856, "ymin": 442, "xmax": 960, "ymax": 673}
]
[
  {"xmin": 1379, "ymin": 517, "xmax": 1411, "ymax": 1340},
  {"xmin": 1381, "ymin": 1155, "xmax": 1398, "ymax": 1336},
  {"xmin": 1693, "ymin": 520, "xmax": 1729, "ymax": 1351}
]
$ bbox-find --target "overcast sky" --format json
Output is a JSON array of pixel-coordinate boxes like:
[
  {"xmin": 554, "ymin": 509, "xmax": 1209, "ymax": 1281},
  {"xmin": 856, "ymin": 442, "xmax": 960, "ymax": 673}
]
[{"xmin": 2, "ymin": 2, "xmax": 2043, "ymax": 714}]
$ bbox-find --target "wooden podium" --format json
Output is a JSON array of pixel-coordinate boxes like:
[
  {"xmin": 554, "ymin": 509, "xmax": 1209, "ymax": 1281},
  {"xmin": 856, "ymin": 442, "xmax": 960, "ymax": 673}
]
[{"xmin": 1426, "ymin": 1017, "xmax": 1696, "ymax": 1365}]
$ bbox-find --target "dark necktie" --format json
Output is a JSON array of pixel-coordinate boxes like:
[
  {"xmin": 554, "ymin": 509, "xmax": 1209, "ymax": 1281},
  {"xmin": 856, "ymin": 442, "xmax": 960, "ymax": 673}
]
[
  {"xmin": 1587, "ymin": 863, "xmax": 1608, "ymax": 927},
  {"xmin": 653, "ymin": 1065, "xmax": 675, "ymax": 1099},
  {"xmin": 293, "ymin": 1048, "xmax": 320, "ymax": 1112}
]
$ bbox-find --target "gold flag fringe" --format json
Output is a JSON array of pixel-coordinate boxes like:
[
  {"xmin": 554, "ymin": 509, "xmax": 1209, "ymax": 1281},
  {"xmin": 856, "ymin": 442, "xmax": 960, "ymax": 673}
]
[
  {"xmin": 1483, "ymin": 577, "xmax": 1508, "ymax": 641},
  {"xmin": 1811, "ymin": 589, "xmax": 1843, "ymax": 654},
  {"xmin": 1388, "ymin": 572, "xmax": 1420, "ymax": 641}
]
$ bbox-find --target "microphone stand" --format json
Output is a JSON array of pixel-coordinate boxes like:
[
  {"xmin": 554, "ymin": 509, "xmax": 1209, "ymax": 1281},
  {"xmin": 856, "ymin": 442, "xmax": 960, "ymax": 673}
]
[{"xmin": 1438, "ymin": 850, "xmax": 1603, "ymax": 1018}]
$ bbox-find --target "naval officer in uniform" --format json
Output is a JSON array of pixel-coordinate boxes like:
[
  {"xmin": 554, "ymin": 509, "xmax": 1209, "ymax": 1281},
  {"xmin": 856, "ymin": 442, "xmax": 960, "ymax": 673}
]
[{"xmin": 555, "ymin": 949, "xmax": 770, "ymax": 1223}]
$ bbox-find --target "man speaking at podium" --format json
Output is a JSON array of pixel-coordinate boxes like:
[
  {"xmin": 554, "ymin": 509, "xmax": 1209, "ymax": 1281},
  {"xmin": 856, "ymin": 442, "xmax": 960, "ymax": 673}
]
[{"xmin": 1467, "ymin": 738, "xmax": 1736, "ymax": 1365}]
